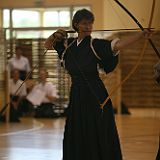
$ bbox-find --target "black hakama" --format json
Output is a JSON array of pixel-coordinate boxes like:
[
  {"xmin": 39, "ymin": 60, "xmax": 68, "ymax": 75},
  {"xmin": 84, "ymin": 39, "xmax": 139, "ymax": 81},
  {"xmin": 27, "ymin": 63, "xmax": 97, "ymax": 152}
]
[{"xmin": 54, "ymin": 36, "xmax": 122, "ymax": 160}]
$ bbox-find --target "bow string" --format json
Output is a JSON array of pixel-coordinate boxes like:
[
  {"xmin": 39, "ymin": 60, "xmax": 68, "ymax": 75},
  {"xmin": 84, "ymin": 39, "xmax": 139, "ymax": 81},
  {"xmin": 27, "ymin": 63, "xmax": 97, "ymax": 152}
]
[{"xmin": 100, "ymin": 0, "xmax": 157, "ymax": 109}]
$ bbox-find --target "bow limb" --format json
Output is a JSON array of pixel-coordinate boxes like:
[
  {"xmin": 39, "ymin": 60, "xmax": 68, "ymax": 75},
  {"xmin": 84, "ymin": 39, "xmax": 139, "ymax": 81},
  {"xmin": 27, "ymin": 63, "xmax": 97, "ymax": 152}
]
[
  {"xmin": 100, "ymin": 0, "xmax": 156, "ymax": 109},
  {"xmin": 114, "ymin": 0, "xmax": 160, "ymax": 59}
]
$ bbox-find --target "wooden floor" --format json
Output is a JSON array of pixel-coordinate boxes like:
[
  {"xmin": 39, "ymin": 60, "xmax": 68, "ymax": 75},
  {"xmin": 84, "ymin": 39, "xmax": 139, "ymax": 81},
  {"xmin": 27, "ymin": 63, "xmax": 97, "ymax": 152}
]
[{"xmin": 0, "ymin": 109, "xmax": 160, "ymax": 160}]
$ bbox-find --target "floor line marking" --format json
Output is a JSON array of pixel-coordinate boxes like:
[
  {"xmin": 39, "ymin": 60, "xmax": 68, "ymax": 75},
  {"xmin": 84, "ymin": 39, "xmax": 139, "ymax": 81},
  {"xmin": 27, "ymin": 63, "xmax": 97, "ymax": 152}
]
[{"xmin": 0, "ymin": 120, "xmax": 44, "ymax": 136}]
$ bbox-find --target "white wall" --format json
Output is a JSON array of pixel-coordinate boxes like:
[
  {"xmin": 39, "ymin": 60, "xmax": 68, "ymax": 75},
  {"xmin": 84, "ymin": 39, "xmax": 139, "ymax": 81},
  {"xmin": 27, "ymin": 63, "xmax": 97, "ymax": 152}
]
[
  {"xmin": 103, "ymin": 0, "xmax": 160, "ymax": 29},
  {"xmin": 0, "ymin": 0, "xmax": 159, "ymax": 30}
]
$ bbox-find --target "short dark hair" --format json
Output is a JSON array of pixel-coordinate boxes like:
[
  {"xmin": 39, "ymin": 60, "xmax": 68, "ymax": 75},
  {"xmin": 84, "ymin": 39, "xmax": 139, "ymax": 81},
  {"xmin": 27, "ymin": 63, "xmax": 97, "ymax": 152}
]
[
  {"xmin": 15, "ymin": 46, "xmax": 23, "ymax": 51},
  {"xmin": 72, "ymin": 9, "xmax": 94, "ymax": 31}
]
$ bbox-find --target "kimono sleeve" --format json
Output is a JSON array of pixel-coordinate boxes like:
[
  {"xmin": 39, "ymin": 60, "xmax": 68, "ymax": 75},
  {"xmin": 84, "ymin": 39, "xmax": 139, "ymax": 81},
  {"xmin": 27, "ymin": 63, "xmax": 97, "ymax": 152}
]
[
  {"xmin": 53, "ymin": 40, "xmax": 65, "ymax": 59},
  {"xmin": 93, "ymin": 39, "xmax": 119, "ymax": 74},
  {"xmin": 53, "ymin": 38, "xmax": 75, "ymax": 60}
]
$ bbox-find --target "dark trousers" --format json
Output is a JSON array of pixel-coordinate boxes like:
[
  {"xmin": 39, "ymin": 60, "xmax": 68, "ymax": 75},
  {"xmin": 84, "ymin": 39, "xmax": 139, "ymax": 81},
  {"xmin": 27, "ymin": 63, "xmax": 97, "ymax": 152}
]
[{"xmin": 34, "ymin": 103, "xmax": 57, "ymax": 118}]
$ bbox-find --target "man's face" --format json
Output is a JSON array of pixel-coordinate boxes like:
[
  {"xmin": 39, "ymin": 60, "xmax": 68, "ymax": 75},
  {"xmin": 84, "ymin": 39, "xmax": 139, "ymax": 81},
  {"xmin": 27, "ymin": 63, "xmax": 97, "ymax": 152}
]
[
  {"xmin": 39, "ymin": 70, "xmax": 47, "ymax": 81},
  {"xmin": 76, "ymin": 19, "xmax": 93, "ymax": 36},
  {"xmin": 12, "ymin": 70, "xmax": 20, "ymax": 81}
]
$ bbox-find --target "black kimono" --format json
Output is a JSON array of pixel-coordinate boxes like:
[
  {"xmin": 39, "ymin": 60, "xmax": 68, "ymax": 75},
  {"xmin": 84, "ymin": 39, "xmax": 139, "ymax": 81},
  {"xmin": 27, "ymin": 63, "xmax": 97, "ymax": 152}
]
[{"xmin": 54, "ymin": 36, "xmax": 122, "ymax": 160}]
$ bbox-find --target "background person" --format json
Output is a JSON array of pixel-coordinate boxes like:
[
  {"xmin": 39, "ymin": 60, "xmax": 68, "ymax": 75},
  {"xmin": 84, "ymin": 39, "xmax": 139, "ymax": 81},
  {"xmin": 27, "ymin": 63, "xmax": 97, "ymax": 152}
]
[
  {"xmin": 8, "ymin": 46, "xmax": 31, "ymax": 80},
  {"xmin": 9, "ymin": 69, "xmax": 27, "ymax": 121},
  {"xmin": 26, "ymin": 68, "xmax": 59, "ymax": 118}
]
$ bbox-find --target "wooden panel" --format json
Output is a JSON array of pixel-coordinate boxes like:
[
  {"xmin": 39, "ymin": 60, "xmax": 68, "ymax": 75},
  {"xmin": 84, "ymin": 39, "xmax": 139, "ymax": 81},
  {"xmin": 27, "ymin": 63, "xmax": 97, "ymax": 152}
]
[
  {"xmin": 0, "ymin": 29, "xmax": 6, "ymax": 110},
  {"xmin": 119, "ymin": 31, "xmax": 160, "ymax": 108}
]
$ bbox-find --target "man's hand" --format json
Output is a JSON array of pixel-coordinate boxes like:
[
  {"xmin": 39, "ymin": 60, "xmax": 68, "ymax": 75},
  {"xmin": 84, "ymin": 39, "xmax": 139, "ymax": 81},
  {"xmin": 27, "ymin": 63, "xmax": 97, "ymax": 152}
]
[
  {"xmin": 44, "ymin": 29, "xmax": 67, "ymax": 49},
  {"xmin": 53, "ymin": 29, "xmax": 67, "ymax": 41}
]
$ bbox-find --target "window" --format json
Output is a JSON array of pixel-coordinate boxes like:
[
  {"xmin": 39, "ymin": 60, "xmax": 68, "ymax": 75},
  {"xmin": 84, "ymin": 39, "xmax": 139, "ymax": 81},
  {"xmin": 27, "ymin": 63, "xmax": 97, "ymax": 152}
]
[
  {"xmin": 3, "ymin": 9, "xmax": 10, "ymax": 28},
  {"xmin": 2, "ymin": 6, "xmax": 91, "ymax": 38},
  {"xmin": 12, "ymin": 10, "xmax": 40, "ymax": 27},
  {"xmin": 43, "ymin": 8, "xmax": 70, "ymax": 27}
]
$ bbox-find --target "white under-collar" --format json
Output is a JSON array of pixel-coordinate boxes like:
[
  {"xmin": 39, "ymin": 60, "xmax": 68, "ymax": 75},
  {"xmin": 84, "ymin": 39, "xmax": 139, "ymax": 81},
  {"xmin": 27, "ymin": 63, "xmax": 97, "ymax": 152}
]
[{"xmin": 77, "ymin": 39, "xmax": 83, "ymax": 46}]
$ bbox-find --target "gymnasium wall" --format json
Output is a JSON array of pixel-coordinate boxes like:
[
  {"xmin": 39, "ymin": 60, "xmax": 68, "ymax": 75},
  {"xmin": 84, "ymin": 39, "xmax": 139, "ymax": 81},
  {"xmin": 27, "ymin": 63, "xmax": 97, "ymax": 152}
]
[
  {"xmin": 0, "ymin": 0, "xmax": 160, "ymax": 30},
  {"xmin": 103, "ymin": 0, "xmax": 160, "ymax": 29},
  {"xmin": 119, "ymin": 31, "xmax": 160, "ymax": 108},
  {"xmin": 0, "ymin": 0, "xmax": 159, "ymax": 109}
]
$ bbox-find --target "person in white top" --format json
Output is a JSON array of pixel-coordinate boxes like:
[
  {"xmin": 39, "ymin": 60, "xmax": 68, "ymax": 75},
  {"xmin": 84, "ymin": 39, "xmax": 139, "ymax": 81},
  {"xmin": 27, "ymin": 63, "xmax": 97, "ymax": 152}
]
[
  {"xmin": 27, "ymin": 68, "xmax": 59, "ymax": 118},
  {"xmin": 8, "ymin": 46, "xmax": 31, "ymax": 80},
  {"xmin": 10, "ymin": 69, "xmax": 27, "ymax": 97},
  {"xmin": 9, "ymin": 69, "xmax": 27, "ymax": 121}
]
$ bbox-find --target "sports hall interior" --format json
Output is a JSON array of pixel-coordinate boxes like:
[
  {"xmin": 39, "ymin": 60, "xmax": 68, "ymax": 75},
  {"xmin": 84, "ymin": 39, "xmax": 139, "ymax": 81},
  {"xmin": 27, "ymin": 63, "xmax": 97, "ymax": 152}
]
[{"xmin": 0, "ymin": 0, "xmax": 160, "ymax": 160}]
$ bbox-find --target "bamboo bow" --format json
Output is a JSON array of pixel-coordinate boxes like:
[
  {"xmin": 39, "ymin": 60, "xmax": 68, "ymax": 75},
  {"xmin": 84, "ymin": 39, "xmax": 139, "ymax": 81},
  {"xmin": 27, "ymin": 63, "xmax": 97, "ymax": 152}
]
[{"xmin": 100, "ymin": 0, "xmax": 157, "ymax": 109}]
